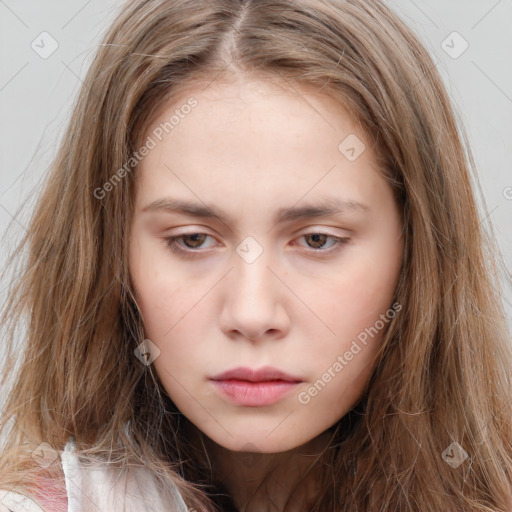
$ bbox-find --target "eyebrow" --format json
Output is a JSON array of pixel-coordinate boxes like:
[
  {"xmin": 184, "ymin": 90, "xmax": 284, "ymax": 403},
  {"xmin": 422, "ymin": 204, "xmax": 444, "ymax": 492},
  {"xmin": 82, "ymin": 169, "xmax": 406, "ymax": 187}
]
[{"xmin": 141, "ymin": 196, "xmax": 369, "ymax": 225}]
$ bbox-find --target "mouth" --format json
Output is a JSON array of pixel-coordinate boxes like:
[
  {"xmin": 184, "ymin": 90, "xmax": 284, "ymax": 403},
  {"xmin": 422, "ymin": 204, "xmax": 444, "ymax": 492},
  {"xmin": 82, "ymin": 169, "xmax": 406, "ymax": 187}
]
[
  {"xmin": 210, "ymin": 366, "xmax": 303, "ymax": 383},
  {"xmin": 209, "ymin": 366, "xmax": 303, "ymax": 407}
]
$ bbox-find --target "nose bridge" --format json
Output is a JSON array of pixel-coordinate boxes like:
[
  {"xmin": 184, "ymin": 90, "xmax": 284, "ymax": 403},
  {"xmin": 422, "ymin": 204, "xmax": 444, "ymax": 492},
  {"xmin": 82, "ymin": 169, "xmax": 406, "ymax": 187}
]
[
  {"xmin": 218, "ymin": 236, "xmax": 289, "ymax": 340},
  {"xmin": 230, "ymin": 238, "xmax": 276, "ymax": 301}
]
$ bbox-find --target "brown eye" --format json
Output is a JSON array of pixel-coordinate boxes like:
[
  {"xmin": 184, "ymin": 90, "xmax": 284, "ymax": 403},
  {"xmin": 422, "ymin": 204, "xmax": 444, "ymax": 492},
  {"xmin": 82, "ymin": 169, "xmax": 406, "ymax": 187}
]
[
  {"xmin": 181, "ymin": 233, "xmax": 208, "ymax": 248},
  {"xmin": 164, "ymin": 233, "xmax": 216, "ymax": 256},
  {"xmin": 303, "ymin": 233, "xmax": 330, "ymax": 249},
  {"xmin": 299, "ymin": 233, "xmax": 348, "ymax": 251}
]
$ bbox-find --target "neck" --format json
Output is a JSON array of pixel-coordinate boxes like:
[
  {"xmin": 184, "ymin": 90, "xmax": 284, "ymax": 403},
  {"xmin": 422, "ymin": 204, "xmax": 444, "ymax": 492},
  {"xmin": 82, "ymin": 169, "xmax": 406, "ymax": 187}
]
[{"xmin": 193, "ymin": 428, "xmax": 335, "ymax": 512}]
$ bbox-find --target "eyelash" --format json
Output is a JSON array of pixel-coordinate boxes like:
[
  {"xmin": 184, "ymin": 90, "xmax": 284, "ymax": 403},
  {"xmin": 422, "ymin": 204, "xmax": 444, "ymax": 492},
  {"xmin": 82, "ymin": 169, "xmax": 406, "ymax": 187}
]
[{"xmin": 163, "ymin": 232, "xmax": 349, "ymax": 257}]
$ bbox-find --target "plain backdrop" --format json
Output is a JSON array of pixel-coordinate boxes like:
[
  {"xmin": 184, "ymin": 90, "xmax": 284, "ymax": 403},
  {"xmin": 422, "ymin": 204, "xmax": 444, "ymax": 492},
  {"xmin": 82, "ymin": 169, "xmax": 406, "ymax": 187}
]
[{"xmin": 1, "ymin": 0, "xmax": 511, "ymax": 348}]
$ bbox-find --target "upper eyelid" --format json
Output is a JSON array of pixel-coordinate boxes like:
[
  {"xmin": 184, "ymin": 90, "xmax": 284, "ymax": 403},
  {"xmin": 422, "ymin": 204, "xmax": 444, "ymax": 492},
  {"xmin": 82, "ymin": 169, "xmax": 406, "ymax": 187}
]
[
  {"xmin": 167, "ymin": 225, "xmax": 349, "ymax": 238},
  {"xmin": 168, "ymin": 230, "xmax": 345, "ymax": 240},
  {"xmin": 166, "ymin": 231, "xmax": 348, "ymax": 249}
]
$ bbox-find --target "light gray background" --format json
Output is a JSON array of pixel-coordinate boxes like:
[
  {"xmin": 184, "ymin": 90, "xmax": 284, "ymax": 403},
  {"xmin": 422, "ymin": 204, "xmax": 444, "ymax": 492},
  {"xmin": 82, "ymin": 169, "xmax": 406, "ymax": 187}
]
[{"xmin": 1, "ymin": 0, "xmax": 511, "ymax": 332}]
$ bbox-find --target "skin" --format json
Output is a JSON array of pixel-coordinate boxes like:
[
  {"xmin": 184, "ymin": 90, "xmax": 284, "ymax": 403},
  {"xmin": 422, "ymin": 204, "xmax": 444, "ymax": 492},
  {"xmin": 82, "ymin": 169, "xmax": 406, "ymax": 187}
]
[{"xmin": 129, "ymin": 75, "xmax": 404, "ymax": 511}]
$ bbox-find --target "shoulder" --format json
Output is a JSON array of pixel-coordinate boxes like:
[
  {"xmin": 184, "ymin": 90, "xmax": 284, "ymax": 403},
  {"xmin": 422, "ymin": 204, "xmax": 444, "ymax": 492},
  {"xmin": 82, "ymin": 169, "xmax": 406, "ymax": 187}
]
[
  {"xmin": 0, "ymin": 438, "xmax": 73, "ymax": 512},
  {"xmin": 2, "ymin": 436, "xmax": 189, "ymax": 512},
  {"xmin": 0, "ymin": 490, "xmax": 45, "ymax": 512},
  {"xmin": 61, "ymin": 436, "xmax": 189, "ymax": 511},
  {"xmin": 0, "ymin": 478, "xmax": 67, "ymax": 512}
]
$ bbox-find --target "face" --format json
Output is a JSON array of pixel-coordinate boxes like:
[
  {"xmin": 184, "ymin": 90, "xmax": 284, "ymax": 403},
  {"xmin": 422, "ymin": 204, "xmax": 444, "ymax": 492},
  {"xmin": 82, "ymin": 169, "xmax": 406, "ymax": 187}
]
[{"xmin": 129, "ymin": 76, "xmax": 404, "ymax": 453}]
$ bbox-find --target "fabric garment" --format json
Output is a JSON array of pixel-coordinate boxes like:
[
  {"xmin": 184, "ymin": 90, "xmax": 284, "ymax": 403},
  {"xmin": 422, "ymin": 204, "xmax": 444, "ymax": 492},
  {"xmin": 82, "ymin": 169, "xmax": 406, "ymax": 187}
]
[
  {"xmin": 0, "ymin": 490, "xmax": 46, "ymax": 512},
  {"xmin": 0, "ymin": 437, "xmax": 189, "ymax": 512}
]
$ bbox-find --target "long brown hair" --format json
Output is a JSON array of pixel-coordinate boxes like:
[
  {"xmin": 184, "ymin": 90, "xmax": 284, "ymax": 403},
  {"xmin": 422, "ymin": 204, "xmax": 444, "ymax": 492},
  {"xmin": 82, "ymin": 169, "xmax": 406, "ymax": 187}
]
[{"xmin": 1, "ymin": 0, "xmax": 511, "ymax": 510}]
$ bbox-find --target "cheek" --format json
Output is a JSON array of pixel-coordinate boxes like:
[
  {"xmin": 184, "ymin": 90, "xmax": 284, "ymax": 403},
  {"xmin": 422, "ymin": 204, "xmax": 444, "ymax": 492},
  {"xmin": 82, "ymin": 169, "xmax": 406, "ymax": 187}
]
[
  {"xmin": 132, "ymin": 270, "xmax": 212, "ymax": 382},
  {"xmin": 302, "ymin": 366, "xmax": 371, "ymax": 438},
  {"xmin": 130, "ymin": 240, "xmax": 200, "ymax": 337},
  {"xmin": 136, "ymin": 280, "xmax": 200, "ymax": 344},
  {"xmin": 313, "ymin": 258, "xmax": 400, "ymax": 344},
  {"xmin": 296, "ymin": 284, "xmax": 394, "ymax": 420},
  {"xmin": 303, "ymin": 237, "xmax": 402, "ymax": 384}
]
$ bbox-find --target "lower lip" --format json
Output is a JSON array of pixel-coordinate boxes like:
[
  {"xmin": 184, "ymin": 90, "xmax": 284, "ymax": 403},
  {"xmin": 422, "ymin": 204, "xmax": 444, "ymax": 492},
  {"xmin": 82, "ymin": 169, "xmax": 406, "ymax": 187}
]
[{"xmin": 210, "ymin": 379, "xmax": 300, "ymax": 406}]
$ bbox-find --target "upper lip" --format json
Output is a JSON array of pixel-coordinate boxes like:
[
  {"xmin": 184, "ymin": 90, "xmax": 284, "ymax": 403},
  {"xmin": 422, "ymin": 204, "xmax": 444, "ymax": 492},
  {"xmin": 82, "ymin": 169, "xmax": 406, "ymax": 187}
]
[{"xmin": 210, "ymin": 366, "xmax": 302, "ymax": 383}]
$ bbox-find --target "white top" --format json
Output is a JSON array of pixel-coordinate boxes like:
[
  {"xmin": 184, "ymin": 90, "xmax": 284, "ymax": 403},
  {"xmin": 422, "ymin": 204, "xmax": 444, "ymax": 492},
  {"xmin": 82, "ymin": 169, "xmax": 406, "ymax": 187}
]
[
  {"xmin": 0, "ymin": 491, "xmax": 44, "ymax": 512},
  {"xmin": 0, "ymin": 437, "xmax": 189, "ymax": 512}
]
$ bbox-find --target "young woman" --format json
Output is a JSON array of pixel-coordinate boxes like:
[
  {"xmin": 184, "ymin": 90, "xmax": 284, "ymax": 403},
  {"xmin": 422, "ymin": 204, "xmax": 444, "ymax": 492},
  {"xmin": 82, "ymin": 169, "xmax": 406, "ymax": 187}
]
[{"xmin": 1, "ymin": 0, "xmax": 511, "ymax": 511}]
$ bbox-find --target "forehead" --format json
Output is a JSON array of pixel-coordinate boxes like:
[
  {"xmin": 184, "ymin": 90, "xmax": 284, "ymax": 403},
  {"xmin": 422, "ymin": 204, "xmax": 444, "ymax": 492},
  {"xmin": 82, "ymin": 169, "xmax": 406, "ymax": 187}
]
[
  {"xmin": 134, "ymin": 76, "xmax": 386, "ymax": 220},
  {"xmin": 144, "ymin": 73, "xmax": 365, "ymax": 152}
]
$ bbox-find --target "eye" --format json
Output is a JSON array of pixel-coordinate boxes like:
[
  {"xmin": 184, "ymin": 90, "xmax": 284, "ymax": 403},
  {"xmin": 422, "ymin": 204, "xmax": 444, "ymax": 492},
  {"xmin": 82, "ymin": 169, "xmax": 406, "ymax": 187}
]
[
  {"xmin": 163, "ymin": 231, "xmax": 349, "ymax": 257},
  {"xmin": 294, "ymin": 233, "xmax": 349, "ymax": 252},
  {"xmin": 164, "ymin": 233, "xmax": 216, "ymax": 254}
]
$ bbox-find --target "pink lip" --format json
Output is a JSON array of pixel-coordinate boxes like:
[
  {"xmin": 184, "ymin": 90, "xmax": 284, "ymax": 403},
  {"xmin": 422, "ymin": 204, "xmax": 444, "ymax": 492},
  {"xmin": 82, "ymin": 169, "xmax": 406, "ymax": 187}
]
[
  {"xmin": 210, "ymin": 366, "xmax": 302, "ymax": 407},
  {"xmin": 211, "ymin": 366, "xmax": 302, "ymax": 382}
]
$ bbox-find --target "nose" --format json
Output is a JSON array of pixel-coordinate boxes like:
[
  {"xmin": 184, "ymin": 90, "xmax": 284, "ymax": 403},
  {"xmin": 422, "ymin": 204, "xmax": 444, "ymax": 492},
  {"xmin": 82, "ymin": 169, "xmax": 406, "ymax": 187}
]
[{"xmin": 218, "ymin": 249, "xmax": 291, "ymax": 343}]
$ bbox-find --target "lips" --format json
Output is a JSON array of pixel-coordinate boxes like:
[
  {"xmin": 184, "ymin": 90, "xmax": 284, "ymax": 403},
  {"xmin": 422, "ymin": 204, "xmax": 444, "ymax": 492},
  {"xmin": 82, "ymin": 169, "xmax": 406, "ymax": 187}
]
[
  {"xmin": 210, "ymin": 366, "xmax": 302, "ymax": 383},
  {"xmin": 209, "ymin": 366, "xmax": 303, "ymax": 407}
]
